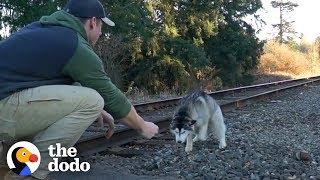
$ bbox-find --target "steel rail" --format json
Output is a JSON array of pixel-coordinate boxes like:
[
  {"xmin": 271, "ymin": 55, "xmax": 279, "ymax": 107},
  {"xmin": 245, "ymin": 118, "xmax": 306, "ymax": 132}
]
[
  {"xmin": 219, "ymin": 77, "xmax": 320, "ymax": 111},
  {"xmin": 134, "ymin": 76, "xmax": 320, "ymax": 113},
  {"xmin": 76, "ymin": 77, "xmax": 320, "ymax": 155},
  {"xmin": 77, "ymin": 118, "xmax": 170, "ymax": 155}
]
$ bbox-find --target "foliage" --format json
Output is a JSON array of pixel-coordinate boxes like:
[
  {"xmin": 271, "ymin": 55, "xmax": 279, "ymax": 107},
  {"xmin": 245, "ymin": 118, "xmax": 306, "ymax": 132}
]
[
  {"xmin": 259, "ymin": 41, "xmax": 320, "ymax": 76},
  {"xmin": 0, "ymin": 0, "xmax": 264, "ymax": 93},
  {"xmin": 205, "ymin": 0, "xmax": 264, "ymax": 86},
  {"xmin": 0, "ymin": 0, "xmax": 66, "ymax": 33},
  {"xmin": 205, "ymin": 21, "xmax": 264, "ymax": 86},
  {"xmin": 95, "ymin": 35, "xmax": 131, "ymax": 90},
  {"xmin": 129, "ymin": 55, "xmax": 189, "ymax": 93}
]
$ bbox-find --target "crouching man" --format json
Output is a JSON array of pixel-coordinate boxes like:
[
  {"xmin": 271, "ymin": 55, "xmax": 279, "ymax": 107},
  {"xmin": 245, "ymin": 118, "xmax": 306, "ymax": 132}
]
[{"xmin": 0, "ymin": 0, "xmax": 159, "ymax": 179}]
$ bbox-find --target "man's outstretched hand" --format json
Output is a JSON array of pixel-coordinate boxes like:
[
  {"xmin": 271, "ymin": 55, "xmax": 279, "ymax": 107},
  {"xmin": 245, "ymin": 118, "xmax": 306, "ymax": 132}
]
[
  {"xmin": 139, "ymin": 121, "xmax": 159, "ymax": 139},
  {"xmin": 120, "ymin": 106, "xmax": 159, "ymax": 139},
  {"xmin": 96, "ymin": 110, "xmax": 115, "ymax": 139}
]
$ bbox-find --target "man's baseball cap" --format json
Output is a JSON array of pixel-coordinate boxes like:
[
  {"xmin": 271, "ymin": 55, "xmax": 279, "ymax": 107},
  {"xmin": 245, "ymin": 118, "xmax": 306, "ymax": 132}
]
[{"xmin": 64, "ymin": 0, "xmax": 115, "ymax": 26}]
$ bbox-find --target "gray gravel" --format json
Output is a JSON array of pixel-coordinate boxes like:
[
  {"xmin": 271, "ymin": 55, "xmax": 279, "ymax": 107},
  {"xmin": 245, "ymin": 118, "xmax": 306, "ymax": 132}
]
[{"xmin": 86, "ymin": 84, "xmax": 320, "ymax": 179}]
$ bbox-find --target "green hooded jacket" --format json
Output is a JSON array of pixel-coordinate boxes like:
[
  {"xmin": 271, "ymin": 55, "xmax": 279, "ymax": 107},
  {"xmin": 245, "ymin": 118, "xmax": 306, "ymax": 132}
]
[{"xmin": 39, "ymin": 10, "xmax": 132, "ymax": 119}]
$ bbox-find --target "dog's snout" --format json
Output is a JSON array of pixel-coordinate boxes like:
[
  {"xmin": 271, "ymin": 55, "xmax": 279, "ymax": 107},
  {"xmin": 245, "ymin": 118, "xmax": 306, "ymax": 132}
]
[{"xmin": 177, "ymin": 140, "xmax": 182, "ymax": 143}]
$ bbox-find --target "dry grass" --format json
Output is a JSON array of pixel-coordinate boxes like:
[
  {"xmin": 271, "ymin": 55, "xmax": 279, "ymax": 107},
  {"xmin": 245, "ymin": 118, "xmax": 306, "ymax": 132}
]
[
  {"xmin": 126, "ymin": 87, "xmax": 180, "ymax": 104},
  {"xmin": 258, "ymin": 41, "xmax": 320, "ymax": 78}
]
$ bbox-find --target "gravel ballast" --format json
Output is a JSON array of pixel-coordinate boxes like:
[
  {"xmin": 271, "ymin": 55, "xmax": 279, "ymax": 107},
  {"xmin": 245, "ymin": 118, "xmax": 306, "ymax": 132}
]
[{"xmin": 86, "ymin": 84, "xmax": 320, "ymax": 179}]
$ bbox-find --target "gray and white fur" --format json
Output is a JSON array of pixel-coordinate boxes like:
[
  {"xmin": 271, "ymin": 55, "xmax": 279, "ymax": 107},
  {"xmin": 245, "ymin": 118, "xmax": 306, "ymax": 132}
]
[{"xmin": 170, "ymin": 90, "xmax": 226, "ymax": 152}]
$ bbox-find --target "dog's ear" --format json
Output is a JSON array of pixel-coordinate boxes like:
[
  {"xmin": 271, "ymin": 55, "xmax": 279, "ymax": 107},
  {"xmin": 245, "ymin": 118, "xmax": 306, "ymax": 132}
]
[
  {"xmin": 170, "ymin": 116, "xmax": 178, "ymax": 129},
  {"xmin": 172, "ymin": 116, "xmax": 178, "ymax": 123},
  {"xmin": 169, "ymin": 121, "xmax": 175, "ymax": 129},
  {"xmin": 190, "ymin": 120, "xmax": 196, "ymax": 125}
]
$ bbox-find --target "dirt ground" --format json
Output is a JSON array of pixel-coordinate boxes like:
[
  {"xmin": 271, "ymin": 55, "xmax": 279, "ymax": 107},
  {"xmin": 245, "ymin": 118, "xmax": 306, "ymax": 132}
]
[{"xmin": 80, "ymin": 82, "xmax": 320, "ymax": 179}]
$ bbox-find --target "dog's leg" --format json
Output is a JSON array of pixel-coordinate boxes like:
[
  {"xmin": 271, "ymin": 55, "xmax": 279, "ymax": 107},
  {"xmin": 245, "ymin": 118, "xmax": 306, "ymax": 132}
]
[
  {"xmin": 185, "ymin": 134, "xmax": 193, "ymax": 152},
  {"xmin": 213, "ymin": 118, "xmax": 227, "ymax": 149},
  {"xmin": 193, "ymin": 135, "xmax": 199, "ymax": 142},
  {"xmin": 218, "ymin": 131, "xmax": 226, "ymax": 149},
  {"xmin": 198, "ymin": 120, "xmax": 208, "ymax": 141},
  {"xmin": 193, "ymin": 126, "xmax": 199, "ymax": 142},
  {"xmin": 211, "ymin": 109, "xmax": 227, "ymax": 149}
]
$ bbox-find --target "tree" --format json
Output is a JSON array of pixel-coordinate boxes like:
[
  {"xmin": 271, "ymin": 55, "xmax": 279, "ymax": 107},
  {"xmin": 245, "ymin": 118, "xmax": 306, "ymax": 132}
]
[
  {"xmin": 103, "ymin": 0, "xmax": 221, "ymax": 92},
  {"xmin": 204, "ymin": 0, "xmax": 264, "ymax": 86},
  {"xmin": 271, "ymin": 0, "xmax": 298, "ymax": 44},
  {"xmin": 0, "ymin": 0, "xmax": 65, "ymax": 33},
  {"xmin": 0, "ymin": 0, "xmax": 265, "ymax": 92}
]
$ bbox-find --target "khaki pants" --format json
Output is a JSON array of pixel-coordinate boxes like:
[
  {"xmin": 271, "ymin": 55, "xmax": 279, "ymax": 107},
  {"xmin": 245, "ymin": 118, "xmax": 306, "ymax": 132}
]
[{"xmin": 0, "ymin": 85, "xmax": 104, "ymax": 179}]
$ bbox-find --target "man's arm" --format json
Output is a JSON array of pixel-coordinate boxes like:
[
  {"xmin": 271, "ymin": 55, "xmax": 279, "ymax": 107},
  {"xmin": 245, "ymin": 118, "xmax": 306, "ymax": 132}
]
[
  {"xmin": 62, "ymin": 42, "xmax": 131, "ymax": 119},
  {"xmin": 121, "ymin": 106, "xmax": 159, "ymax": 139},
  {"xmin": 98, "ymin": 106, "xmax": 159, "ymax": 139},
  {"xmin": 64, "ymin": 41, "xmax": 158, "ymax": 138}
]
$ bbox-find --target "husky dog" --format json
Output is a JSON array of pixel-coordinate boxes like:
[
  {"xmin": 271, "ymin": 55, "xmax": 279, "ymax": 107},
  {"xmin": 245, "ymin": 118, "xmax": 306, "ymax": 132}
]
[{"xmin": 170, "ymin": 90, "xmax": 226, "ymax": 152}]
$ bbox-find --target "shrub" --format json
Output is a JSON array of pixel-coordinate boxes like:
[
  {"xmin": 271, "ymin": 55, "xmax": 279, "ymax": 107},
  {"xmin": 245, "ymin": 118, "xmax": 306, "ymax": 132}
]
[{"xmin": 258, "ymin": 41, "xmax": 319, "ymax": 76}]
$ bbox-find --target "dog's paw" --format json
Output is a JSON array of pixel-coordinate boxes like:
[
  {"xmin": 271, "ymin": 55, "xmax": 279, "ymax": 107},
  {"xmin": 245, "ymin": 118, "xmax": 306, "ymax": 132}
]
[
  {"xmin": 185, "ymin": 146, "xmax": 193, "ymax": 152},
  {"xmin": 219, "ymin": 141, "xmax": 227, "ymax": 149},
  {"xmin": 193, "ymin": 136, "xmax": 199, "ymax": 142},
  {"xmin": 198, "ymin": 136, "xmax": 207, "ymax": 141}
]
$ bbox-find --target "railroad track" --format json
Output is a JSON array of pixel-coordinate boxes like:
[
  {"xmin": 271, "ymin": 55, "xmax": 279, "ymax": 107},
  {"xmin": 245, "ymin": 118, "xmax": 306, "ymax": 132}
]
[{"xmin": 75, "ymin": 76, "xmax": 320, "ymax": 155}]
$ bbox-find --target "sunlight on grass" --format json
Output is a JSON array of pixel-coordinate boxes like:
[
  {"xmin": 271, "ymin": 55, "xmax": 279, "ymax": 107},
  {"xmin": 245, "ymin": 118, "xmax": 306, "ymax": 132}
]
[{"xmin": 258, "ymin": 41, "xmax": 320, "ymax": 79}]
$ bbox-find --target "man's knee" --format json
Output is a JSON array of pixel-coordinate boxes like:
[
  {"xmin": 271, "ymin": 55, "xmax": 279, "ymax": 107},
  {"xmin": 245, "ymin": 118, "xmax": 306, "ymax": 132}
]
[{"xmin": 81, "ymin": 87, "xmax": 104, "ymax": 111}]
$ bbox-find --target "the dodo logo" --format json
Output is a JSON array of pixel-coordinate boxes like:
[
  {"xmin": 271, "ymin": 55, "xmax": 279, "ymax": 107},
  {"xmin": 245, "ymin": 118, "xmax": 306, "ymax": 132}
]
[{"xmin": 6, "ymin": 141, "xmax": 41, "ymax": 176}]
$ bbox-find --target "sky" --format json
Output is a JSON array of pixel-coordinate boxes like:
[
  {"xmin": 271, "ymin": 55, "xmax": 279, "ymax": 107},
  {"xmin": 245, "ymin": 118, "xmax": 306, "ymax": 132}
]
[{"xmin": 249, "ymin": 0, "xmax": 320, "ymax": 42}]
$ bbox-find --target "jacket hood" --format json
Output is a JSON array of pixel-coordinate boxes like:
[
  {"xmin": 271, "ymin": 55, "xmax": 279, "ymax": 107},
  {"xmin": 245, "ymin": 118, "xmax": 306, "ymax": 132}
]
[{"xmin": 39, "ymin": 10, "xmax": 87, "ymax": 40}]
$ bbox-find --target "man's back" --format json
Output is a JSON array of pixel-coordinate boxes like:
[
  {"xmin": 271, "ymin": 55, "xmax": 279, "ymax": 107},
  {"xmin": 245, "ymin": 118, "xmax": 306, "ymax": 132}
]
[{"xmin": 0, "ymin": 21, "xmax": 78, "ymax": 100}]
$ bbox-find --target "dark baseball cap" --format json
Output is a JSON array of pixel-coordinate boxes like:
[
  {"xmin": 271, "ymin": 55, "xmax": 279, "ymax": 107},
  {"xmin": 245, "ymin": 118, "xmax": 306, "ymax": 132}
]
[{"xmin": 64, "ymin": 0, "xmax": 115, "ymax": 26}]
